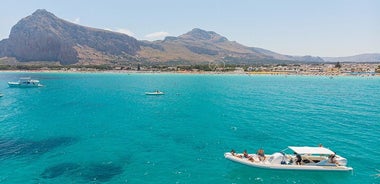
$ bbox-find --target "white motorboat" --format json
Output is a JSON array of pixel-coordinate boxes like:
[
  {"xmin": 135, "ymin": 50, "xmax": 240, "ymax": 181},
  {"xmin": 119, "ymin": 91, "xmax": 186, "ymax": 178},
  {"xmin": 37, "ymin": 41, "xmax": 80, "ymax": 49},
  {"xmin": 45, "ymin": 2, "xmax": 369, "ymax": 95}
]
[
  {"xmin": 145, "ymin": 90, "xmax": 164, "ymax": 95},
  {"xmin": 8, "ymin": 77, "xmax": 43, "ymax": 88},
  {"xmin": 224, "ymin": 146, "xmax": 353, "ymax": 171},
  {"xmin": 0, "ymin": 93, "xmax": 3, "ymax": 97}
]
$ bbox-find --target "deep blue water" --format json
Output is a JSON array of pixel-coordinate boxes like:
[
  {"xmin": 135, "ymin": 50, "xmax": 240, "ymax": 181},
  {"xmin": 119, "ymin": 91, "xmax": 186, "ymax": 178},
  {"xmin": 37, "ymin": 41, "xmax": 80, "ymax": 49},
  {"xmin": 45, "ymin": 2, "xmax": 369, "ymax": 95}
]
[{"xmin": 0, "ymin": 72, "xmax": 379, "ymax": 183}]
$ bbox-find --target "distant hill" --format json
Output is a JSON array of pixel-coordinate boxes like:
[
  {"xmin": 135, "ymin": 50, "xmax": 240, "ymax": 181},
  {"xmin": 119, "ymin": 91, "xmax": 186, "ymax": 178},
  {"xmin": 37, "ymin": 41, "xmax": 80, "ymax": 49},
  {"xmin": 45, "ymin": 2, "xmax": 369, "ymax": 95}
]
[
  {"xmin": 323, "ymin": 53, "xmax": 380, "ymax": 63},
  {"xmin": 249, "ymin": 47, "xmax": 324, "ymax": 63},
  {"xmin": 139, "ymin": 28, "xmax": 274, "ymax": 64},
  {"xmin": 139, "ymin": 28, "xmax": 325, "ymax": 64},
  {"xmin": 0, "ymin": 9, "xmax": 331, "ymax": 65}
]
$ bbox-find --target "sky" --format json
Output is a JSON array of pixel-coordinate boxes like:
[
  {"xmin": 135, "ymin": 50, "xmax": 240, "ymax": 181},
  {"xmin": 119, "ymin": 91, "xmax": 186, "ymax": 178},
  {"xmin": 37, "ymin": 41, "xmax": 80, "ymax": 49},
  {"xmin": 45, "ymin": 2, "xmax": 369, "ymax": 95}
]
[{"xmin": 0, "ymin": 0, "xmax": 379, "ymax": 57}]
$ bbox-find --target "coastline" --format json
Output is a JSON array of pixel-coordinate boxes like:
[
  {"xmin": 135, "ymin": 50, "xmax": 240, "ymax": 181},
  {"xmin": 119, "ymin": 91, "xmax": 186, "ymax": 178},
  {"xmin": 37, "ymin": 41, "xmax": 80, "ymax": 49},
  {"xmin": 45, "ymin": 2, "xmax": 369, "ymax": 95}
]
[{"xmin": 0, "ymin": 69, "xmax": 379, "ymax": 77}]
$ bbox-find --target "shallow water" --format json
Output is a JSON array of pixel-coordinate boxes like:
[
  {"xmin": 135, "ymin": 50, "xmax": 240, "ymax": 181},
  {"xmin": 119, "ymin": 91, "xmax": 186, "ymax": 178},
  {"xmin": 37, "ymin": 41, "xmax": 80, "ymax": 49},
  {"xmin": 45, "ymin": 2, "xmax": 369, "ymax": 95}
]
[{"xmin": 0, "ymin": 72, "xmax": 379, "ymax": 183}]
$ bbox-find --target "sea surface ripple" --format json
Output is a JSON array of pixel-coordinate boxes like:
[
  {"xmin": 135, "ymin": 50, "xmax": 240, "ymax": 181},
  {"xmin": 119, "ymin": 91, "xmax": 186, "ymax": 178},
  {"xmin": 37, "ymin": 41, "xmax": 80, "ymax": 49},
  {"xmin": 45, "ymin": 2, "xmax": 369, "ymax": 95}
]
[{"xmin": 0, "ymin": 73, "xmax": 379, "ymax": 183}]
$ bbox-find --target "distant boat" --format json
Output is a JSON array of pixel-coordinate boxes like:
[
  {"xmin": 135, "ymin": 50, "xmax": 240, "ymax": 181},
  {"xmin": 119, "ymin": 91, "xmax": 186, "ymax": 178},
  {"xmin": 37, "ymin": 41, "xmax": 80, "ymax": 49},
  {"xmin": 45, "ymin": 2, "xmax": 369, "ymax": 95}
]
[
  {"xmin": 8, "ymin": 77, "xmax": 43, "ymax": 88},
  {"xmin": 145, "ymin": 90, "xmax": 164, "ymax": 95},
  {"xmin": 0, "ymin": 93, "xmax": 3, "ymax": 97}
]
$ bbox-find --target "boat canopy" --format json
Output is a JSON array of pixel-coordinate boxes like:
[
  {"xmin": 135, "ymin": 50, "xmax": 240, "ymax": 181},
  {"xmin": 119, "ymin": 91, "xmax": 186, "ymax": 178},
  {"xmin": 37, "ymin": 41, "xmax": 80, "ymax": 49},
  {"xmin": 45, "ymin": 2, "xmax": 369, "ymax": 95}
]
[{"xmin": 288, "ymin": 146, "xmax": 335, "ymax": 155}]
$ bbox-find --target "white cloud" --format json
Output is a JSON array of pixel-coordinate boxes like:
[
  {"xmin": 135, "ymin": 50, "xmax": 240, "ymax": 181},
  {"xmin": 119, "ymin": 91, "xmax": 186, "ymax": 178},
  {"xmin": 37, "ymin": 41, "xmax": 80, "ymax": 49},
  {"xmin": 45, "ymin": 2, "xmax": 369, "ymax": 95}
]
[
  {"xmin": 115, "ymin": 28, "xmax": 135, "ymax": 37},
  {"xmin": 72, "ymin": 17, "xmax": 80, "ymax": 24},
  {"xmin": 144, "ymin": 31, "xmax": 170, "ymax": 40},
  {"xmin": 104, "ymin": 28, "xmax": 135, "ymax": 37}
]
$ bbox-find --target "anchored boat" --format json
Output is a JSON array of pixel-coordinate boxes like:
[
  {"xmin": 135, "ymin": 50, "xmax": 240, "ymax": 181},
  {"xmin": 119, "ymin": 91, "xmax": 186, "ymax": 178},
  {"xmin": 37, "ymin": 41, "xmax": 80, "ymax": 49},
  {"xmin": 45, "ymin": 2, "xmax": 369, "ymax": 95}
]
[
  {"xmin": 145, "ymin": 90, "xmax": 164, "ymax": 95},
  {"xmin": 224, "ymin": 146, "xmax": 353, "ymax": 171},
  {"xmin": 8, "ymin": 77, "xmax": 43, "ymax": 88}
]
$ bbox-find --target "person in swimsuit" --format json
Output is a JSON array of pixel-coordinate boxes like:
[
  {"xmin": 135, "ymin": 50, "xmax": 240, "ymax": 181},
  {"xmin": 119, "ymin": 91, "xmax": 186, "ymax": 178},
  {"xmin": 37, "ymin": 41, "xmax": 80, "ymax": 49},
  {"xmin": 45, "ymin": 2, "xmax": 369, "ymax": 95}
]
[
  {"xmin": 329, "ymin": 154, "xmax": 338, "ymax": 164},
  {"xmin": 257, "ymin": 148, "xmax": 266, "ymax": 161},
  {"xmin": 230, "ymin": 149, "xmax": 242, "ymax": 158},
  {"xmin": 243, "ymin": 150, "xmax": 255, "ymax": 162}
]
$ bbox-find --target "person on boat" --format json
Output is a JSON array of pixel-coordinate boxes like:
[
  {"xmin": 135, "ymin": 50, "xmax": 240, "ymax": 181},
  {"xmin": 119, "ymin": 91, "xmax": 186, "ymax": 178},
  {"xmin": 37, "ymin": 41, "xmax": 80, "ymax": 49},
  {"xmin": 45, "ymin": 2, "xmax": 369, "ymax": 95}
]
[
  {"xmin": 328, "ymin": 154, "xmax": 338, "ymax": 164},
  {"xmin": 243, "ymin": 150, "xmax": 248, "ymax": 157},
  {"xmin": 243, "ymin": 150, "xmax": 255, "ymax": 162},
  {"xmin": 295, "ymin": 152, "xmax": 302, "ymax": 165},
  {"xmin": 230, "ymin": 149, "xmax": 242, "ymax": 158},
  {"xmin": 257, "ymin": 148, "xmax": 266, "ymax": 161}
]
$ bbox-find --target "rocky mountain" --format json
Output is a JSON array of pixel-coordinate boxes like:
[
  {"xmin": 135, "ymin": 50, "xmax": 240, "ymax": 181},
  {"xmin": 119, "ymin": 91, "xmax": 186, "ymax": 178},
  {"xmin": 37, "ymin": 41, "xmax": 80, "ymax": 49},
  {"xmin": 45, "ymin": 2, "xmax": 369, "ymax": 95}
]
[
  {"xmin": 139, "ymin": 28, "xmax": 324, "ymax": 64},
  {"xmin": 0, "ymin": 9, "xmax": 140, "ymax": 65},
  {"xmin": 323, "ymin": 53, "xmax": 380, "ymax": 63},
  {"xmin": 0, "ymin": 9, "xmax": 326, "ymax": 65}
]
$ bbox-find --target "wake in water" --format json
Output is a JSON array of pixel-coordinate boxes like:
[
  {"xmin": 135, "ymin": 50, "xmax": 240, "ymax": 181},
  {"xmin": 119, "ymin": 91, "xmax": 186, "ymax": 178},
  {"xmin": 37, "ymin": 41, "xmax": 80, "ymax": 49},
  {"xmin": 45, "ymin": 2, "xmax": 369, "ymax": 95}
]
[{"xmin": 375, "ymin": 169, "xmax": 380, "ymax": 178}]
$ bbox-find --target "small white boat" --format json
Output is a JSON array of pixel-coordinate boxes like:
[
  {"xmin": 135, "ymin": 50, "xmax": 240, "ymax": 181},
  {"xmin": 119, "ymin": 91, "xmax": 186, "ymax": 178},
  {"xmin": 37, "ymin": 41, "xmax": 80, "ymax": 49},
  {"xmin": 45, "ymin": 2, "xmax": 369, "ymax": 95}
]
[
  {"xmin": 224, "ymin": 146, "xmax": 353, "ymax": 172},
  {"xmin": 8, "ymin": 77, "xmax": 43, "ymax": 88},
  {"xmin": 0, "ymin": 93, "xmax": 3, "ymax": 97},
  {"xmin": 145, "ymin": 90, "xmax": 164, "ymax": 95}
]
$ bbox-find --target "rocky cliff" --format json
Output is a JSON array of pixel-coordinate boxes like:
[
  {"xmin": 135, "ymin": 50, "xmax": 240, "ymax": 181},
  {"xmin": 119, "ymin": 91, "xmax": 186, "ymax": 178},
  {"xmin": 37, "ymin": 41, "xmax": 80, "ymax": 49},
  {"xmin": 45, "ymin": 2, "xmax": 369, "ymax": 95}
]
[{"xmin": 0, "ymin": 9, "xmax": 140, "ymax": 65}]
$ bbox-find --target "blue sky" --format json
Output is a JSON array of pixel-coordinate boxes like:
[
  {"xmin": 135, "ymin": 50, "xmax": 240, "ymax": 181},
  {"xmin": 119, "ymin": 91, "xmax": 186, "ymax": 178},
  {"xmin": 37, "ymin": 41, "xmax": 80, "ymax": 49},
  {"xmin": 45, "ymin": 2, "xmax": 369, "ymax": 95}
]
[{"xmin": 0, "ymin": 0, "xmax": 378, "ymax": 57}]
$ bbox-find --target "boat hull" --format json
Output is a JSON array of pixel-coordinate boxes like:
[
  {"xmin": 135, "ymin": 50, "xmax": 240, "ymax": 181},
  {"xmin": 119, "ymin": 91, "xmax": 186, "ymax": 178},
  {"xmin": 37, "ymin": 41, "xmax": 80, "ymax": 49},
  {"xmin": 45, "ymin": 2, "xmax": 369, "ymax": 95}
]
[
  {"xmin": 145, "ymin": 92, "xmax": 164, "ymax": 95},
  {"xmin": 8, "ymin": 82, "xmax": 43, "ymax": 88},
  {"xmin": 224, "ymin": 153, "xmax": 353, "ymax": 172}
]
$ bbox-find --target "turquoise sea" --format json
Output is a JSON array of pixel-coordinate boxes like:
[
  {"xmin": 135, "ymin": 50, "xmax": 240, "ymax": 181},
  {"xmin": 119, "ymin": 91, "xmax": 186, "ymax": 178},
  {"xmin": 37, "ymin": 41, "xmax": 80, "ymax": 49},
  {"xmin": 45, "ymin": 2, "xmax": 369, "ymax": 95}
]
[{"xmin": 0, "ymin": 72, "xmax": 379, "ymax": 184}]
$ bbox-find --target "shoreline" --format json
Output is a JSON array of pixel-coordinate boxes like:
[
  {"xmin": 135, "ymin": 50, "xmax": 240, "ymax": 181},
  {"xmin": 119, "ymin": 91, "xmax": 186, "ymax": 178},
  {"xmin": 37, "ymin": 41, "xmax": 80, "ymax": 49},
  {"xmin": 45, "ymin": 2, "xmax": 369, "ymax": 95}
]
[{"xmin": 0, "ymin": 69, "xmax": 379, "ymax": 77}]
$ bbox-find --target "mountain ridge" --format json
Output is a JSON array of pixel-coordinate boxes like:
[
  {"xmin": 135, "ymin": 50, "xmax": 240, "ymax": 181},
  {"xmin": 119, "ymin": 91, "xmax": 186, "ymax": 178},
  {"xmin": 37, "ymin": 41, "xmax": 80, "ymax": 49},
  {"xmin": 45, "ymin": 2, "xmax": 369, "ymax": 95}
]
[
  {"xmin": 0, "ymin": 9, "xmax": 378, "ymax": 65},
  {"xmin": 323, "ymin": 53, "xmax": 380, "ymax": 63}
]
